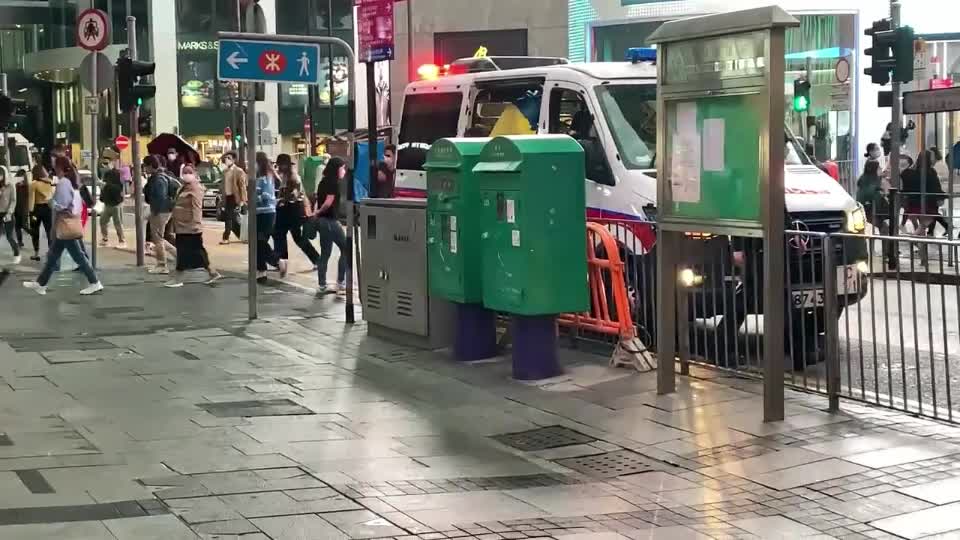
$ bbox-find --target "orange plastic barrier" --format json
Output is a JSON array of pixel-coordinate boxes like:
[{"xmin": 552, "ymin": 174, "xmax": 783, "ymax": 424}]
[{"xmin": 559, "ymin": 222, "xmax": 656, "ymax": 371}]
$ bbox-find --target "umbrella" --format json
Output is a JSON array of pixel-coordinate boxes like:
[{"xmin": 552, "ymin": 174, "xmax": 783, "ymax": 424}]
[{"xmin": 147, "ymin": 133, "xmax": 201, "ymax": 165}]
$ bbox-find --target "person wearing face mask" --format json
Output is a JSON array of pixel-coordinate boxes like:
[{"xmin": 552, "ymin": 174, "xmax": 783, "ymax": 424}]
[
  {"xmin": 310, "ymin": 157, "xmax": 350, "ymax": 296},
  {"xmin": 28, "ymin": 163, "xmax": 55, "ymax": 261},
  {"xmin": 22, "ymin": 156, "xmax": 103, "ymax": 296},
  {"xmin": 372, "ymin": 144, "xmax": 397, "ymax": 198},
  {"xmin": 166, "ymin": 148, "xmax": 184, "ymax": 179},
  {"xmin": 220, "ymin": 151, "xmax": 247, "ymax": 244},
  {"xmin": 166, "ymin": 166, "xmax": 222, "ymax": 288},
  {"xmin": 98, "ymin": 153, "xmax": 126, "ymax": 248},
  {"xmin": 0, "ymin": 166, "xmax": 21, "ymax": 264}
]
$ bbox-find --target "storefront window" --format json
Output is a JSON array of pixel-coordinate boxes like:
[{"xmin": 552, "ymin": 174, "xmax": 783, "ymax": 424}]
[
  {"xmin": 592, "ymin": 21, "xmax": 663, "ymax": 61},
  {"xmin": 783, "ymin": 14, "xmax": 856, "ymax": 173}
]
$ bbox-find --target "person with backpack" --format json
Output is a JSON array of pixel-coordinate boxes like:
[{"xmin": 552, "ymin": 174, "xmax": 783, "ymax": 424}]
[
  {"xmin": 98, "ymin": 154, "xmax": 126, "ymax": 247},
  {"xmin": 143, "ymin": 155, "xmax": 179, "ymax": 274}
]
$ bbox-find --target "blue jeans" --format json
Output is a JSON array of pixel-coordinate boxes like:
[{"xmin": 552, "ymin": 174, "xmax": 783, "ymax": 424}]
[
  {"xmin": 53, "ymin": 236, "xmax": 87, "ymax": 272},
  {"xmin": 316, "ymin": 217, "xmax": 349, "ymax": 285},
  {"xmin": 1, "ymin": 216, "xmax": 19, "ymax": 257},
  {"xmin": 38, "ymin": 238, "xmax": 98, "ymax": 286}
]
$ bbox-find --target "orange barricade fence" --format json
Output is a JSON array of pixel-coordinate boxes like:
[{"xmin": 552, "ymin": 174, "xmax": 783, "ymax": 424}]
[{"xmin": 558, "ymin": 222, "xmax": 656, "ymax": 372}]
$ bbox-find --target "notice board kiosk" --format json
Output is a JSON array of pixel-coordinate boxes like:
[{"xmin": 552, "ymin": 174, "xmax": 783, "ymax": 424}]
[{"xmin": 648, "ymin": 7, "xmax": 799, "ymax": 422}]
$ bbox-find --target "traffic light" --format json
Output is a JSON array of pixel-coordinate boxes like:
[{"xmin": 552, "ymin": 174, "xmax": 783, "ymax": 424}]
[
  {"xmin": 864, "ymin": 19, "xmax": 916, "ymax": 85},
  {"xmin": 0, "ymin": 94, "xmax": 12, "ymax": 129},
  {"xmin": 793, "ymin": 79, "xmax": 811, "ymax": 112},
  {"xmin": 116, "ymin": 56, "xmax": 156, "ymax": 112},
  {"xmin": 138, "ymin": 111, "xmax": 152, "ymax": 136},
  {"xmin": 891, "ymin": 26, "xmax": 916, "ymax": 83}
]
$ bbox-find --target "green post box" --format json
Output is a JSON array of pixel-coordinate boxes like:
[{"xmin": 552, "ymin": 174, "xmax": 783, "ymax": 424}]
[
  {"xmin": 474, "ymin": 135, "xmax": 589, "ymax": 316},
  {"xmin": 424, "ymin": 138, "xmax": 489, "ymax": 304}
]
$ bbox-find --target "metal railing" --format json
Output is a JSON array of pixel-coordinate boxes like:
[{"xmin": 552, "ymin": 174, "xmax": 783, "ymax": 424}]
[{"xmin": 572, "ymin": 217, "xmax": 960, "ymax": 424}]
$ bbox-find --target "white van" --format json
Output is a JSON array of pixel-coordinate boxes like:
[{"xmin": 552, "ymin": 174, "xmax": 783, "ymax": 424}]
[
  {"xmin": 4, "ymin": 133, "xmax": 36, "ymax": 177},
  {"xmin": 396, "ymin": 56, "xmax": 868, "ymax": 368}
]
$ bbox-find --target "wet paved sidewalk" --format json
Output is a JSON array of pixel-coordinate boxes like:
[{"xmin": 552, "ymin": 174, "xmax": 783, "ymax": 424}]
[{"xmin": 3, "ymin": 266, "xmax": 960, "ymax": 538}]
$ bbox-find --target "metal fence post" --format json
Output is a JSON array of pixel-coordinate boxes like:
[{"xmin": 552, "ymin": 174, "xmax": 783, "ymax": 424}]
[
  {"xmin": 677, "ymin": 282, "xmax": 690, "ymax": 376},
  {"xmin": 823, "ymin": 235, "xmax": 841, "ymax": 412}
]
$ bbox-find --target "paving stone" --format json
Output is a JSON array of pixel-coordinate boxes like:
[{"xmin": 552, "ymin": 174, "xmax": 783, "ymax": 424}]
[
  {"xmin": 195, "ymin": 399, "xmax": 314, "ymax": 418},
  {"xmin": 321, "ymin": 509, "xmax": 407, "ymax": 538},
  {"xmin": 0, "ymin": 521, "xmax": 116, "ymax": 539},
  {"xmin": 14, "ymin": 469, "xmax": 55, "ymax": 494},
  {"xmin": 191, "ymin": 519, "xmax": 260, "ymax": 535},
  {"xmin": 103, "ymin": 515, "xmax": 199, "ymax": 539},
  {"xmin": 252, "ymin": 514, "xmax": 349, "ymax": 539}
]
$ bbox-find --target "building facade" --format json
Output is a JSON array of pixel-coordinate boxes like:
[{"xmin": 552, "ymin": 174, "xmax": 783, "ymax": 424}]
[
  {"xmin": 390, "ymin": 0, "xmax": 569, "ymax": 116},
  {"xmin": 5, "ymin": 0, "xmax": 150, "ymax": 157},
  {"xmin": 569, "ymin": 0, "xmax": 960, "ymax": 185},
  {"xmin": 9, "ymin": 0, "xmax": 362, "ymax": 166},
  {"xmin": 168, "ymin": 0, "xmax": 358, "ymax": 158}
]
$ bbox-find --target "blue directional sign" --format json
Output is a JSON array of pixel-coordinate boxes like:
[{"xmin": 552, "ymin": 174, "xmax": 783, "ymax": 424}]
[{"xmin": 217, "ymin": 39, "xmax": 321, "ymax": 84}]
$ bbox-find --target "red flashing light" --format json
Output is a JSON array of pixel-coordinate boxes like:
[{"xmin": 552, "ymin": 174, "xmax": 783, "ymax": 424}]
[
  {"xmin": 417, "ymin": 63, "xmax": 441, "ymax": 80},
  {"xmin": 417, "ymin": 63, "xmax": 452, "ymax": 80}
]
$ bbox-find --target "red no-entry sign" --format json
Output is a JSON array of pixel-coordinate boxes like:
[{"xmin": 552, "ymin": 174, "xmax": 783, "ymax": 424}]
[{"xmin": 115, "ymin": 135, "xmax": 130, "ymax": 151}]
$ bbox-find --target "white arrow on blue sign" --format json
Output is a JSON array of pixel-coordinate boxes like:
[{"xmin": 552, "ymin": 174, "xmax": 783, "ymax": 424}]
[{"xmin": 217, "ymin": 38, "xmax": 322, "ymax": 85}]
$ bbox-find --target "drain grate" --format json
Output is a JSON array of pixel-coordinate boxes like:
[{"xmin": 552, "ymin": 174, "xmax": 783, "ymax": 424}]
[
  {"xmin": 196, "ymin": 399, "xmax": 314, "ymax": 418},
  {"xmin": 492, "ymin": 426, "xmax": 596, "ymax": 452},
  {"xmin": 555, "ymin": 450, "xmax": 658, "ymax": 478}
]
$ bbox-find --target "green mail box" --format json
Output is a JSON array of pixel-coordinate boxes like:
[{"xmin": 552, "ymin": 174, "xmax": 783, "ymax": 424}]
[
  {"xmin": 473, "ymin": 135, "xmax": 589, "ymax": 315},
  {"xmin": 425, "ymin": 138, "xmax": 490, "ymax": 303}
]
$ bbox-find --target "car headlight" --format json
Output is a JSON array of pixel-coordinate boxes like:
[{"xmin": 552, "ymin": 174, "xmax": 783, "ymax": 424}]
[
  {"xmin": 678, "ymin": 268, "xmax": 704, "ymax": 288},
  {"xmin": 846, "ymin": 204, "xmax": 866, "ymax": 233}
]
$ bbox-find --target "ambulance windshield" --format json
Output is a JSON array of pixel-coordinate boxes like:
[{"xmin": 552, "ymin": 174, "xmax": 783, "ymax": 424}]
[{"xmin": 595, "ymin": 84, "xmax": 657, "ymax": 170}]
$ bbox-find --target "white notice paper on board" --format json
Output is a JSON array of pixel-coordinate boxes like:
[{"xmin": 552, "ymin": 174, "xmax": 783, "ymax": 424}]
[
  {"xmin": 671, "ymin": 102, "xmax": 701, "ymax": 203},
  {"xmin": 702, "ymin": 118, "xmax": 725, "ymax": 172}
]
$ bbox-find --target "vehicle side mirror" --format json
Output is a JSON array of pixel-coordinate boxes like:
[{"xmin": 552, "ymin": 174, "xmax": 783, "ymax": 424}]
[{"xmin": 580, "ymin": 138, "xmax": 614, "ymax": 186}]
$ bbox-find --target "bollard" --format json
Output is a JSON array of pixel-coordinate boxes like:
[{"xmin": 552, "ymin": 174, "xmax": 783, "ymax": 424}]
[
  {"xmin": 511, "ymin": 315, "xmax": 561, "ymax": 381},
  {"xmin": 454, "ymin": 303, "xmax": 498, "ymax": 362}
]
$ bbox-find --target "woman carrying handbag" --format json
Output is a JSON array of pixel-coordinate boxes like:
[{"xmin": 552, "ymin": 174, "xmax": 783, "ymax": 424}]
[
  {"xmin": 22, "ymin": 157, "xmax": 103, "ymax": 296},
  {"xmin": 272, "ymin": 154, "xmax": 320, "ymax": 267}
]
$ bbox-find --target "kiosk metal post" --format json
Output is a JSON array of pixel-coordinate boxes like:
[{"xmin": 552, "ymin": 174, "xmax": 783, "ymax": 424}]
[{"xmin": 649, "ymin": 7, "xmax": 798, "ymax": 422}]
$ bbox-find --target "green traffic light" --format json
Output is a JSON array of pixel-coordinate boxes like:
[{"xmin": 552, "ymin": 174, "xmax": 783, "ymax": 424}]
[
  {"xmin": 137, "ymin": 97, "xmax": 143, "ymax": 106},
  {"xmin": 793, "ymin": 95, "xmax": 809, "ymax": 112}
]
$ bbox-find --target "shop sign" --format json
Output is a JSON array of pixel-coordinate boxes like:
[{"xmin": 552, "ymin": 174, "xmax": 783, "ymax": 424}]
[
  {"xmin": 178, "ymin": 40, "xmax": 219, "ymax": 51},
  {"xmin": 355, "ymin": 0, "xmax": 394, "ymax": 63},
  {"xmin": 914, "ymin": 39, "xmax": 929, "ymax": 81}
]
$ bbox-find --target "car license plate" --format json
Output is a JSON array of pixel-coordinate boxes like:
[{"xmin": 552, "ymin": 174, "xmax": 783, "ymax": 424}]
[
  {"xmin": 203, "ymin": 199, "xmax": 216, "ymax": 208},
  {"xmin": 791, "ymin": 265, "xmax": 861, "ymax": 308}
]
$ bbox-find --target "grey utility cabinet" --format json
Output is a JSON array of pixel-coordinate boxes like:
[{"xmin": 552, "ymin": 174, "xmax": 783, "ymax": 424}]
[{"xmin": 359, "ymin": 198, "xmax": 453, "ymax": 348}]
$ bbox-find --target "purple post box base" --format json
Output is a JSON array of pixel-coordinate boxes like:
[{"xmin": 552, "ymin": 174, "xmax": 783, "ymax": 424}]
[
  {"xmin": 511, "ymin": 315, "xmax": 561, "ymax": 380},
  {"xmin": 454, "ymin": 303, "xmax": 498, "ymax": 362}
]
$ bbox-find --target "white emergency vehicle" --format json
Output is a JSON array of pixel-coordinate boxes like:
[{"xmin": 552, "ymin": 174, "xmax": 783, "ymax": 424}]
[{"xmin": 395, "ymin": 52, "xmax": 868, "ymax": 368}]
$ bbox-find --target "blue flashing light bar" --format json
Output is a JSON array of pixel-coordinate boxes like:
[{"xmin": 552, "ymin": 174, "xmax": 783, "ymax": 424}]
[{"xmin": 626, "ymin": 47, "xmax": 657, "ymax": 64}]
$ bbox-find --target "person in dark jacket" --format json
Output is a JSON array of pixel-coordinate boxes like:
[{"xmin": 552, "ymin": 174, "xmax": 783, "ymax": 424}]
[
  {"xmin": 143, "ymin": 155, "xmax": 178, "ymax": 273},
  {"xmin": 901, "ymin": 150, "xmax": 946, "ymax": 235},
  {"xmin": 856, "ymin": 160, "xmax": 888, "ymax": 226},
  {"xmin": 98, "ymin": 156, "xmax": 126, "ymax": 247},
  {"xmin": 14, "ymin": 169, "xmax": 28, "ymax": 249}
]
